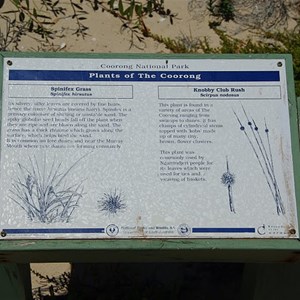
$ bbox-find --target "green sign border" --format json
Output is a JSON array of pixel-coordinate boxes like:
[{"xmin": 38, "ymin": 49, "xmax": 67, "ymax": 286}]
[{"xmin": 0, "ymin": 52, "xmax": 299, "ymax": 263}]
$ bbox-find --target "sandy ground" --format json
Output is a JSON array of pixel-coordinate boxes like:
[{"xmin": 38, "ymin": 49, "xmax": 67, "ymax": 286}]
[
  {"xmin": 1, "ymin": 0, "xmax": 233, "ymax": 53},
  {"xmin": 31, "ymin": 263, "xmax": 70, "ymax": 297},
  {"xmin": 3, "ymin": 0, "xmax": 296, "ymax": 54}
]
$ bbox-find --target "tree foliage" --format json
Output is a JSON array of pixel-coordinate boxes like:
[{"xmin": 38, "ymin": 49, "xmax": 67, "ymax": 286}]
[
  {"xmin": 188, "ymin": 0, "xmax": 300, "ymax": 30},
  {"xmin": 207, "ymin": 0, "xmax": 234, "ymax": 23},
  {"xmin": 152, "ymin": 28, "xmax": 300, "ymax": 96},
  {"xmin": 0, "ymin": 0, "xmax": 176, "ymax": 50}
]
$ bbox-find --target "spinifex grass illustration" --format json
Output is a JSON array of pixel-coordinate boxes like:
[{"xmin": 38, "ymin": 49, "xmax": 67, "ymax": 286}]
[
  {"xmin": 221, "ymin": 157, "xmax": 236, "ymax": 213},
  {"xmin": 98, "ymin": 189, "xmax": 126, "ymax": 216},
  {"xmin": 9, "ymin": 155, "xmax": 86, "ymax": 223},
  {"xmin": 234, "ymin": 106, "xmax": 285, "ymax": 215}
]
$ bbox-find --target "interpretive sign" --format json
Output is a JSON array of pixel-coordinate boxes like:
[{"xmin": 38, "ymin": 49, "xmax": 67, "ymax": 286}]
[{"xmin": 0, "ymin": 54, "xmax": 299, "ymax": 239}]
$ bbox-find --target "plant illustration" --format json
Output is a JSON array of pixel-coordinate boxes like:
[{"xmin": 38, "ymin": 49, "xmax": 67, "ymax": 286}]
[
  {"xmin": 98, "ymin": 189, "xmax": 126, "ymax": 216},
  {"xmin": 234, "ymin": 106, "xmax": 285, "ymax": 215},
  {"xmin": 9, "ymin": 154, "xmax": 87, "ymax": 223},
  {"xmin": 221, "ymin": 157, "xmax": 236, "ymax": 213}
]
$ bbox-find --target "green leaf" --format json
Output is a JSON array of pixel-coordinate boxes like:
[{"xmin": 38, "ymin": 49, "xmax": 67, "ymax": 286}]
[
  {"xmin": 19, "ymin": 11, "xmax": 25, "ymax": 22},
  {"xmin": 37, "ymin": 14, "xmax": 52, "ymax": 19},
  {"xmin": 135, "ymin": 4, "xmax": 143, "ymax": 17},
  {"xmin": 93, "ymin": 0, "xmax": 99, "ymax": 10},
  {"xmin": 108, "ymin": 0, "xmax": 115, "ymax": 9},
  {"xmin": 28, "ymin": 19, "xmax": 34, "ymax": 32},
  {"xmin": 25, "ymin": 0, "xmax": 29, "ymax": 9},
  {"xmin": 33, "ymin": 8, "xmax": 37, "ymax": 18},
  {"xmin": 146, "ymin": 0, "xmax": 153, "ymax": 13},
  {"xmin": 124, "ymin": 2, "xmax": 134, "ymax": 19},
  {"xmin": 118, "ymin": 0, "xmax": 124, "ymax": 14},
  {"xmin": 128, "ymin": 2, "xmax": 135, "ymax": 18},
  {"xmin": 2, "ymin": 10, "xmax": 19, "ymax": 14},
  {"xmin": 72, "ymin": 3, "xmax": 83, "ymax": 10}
]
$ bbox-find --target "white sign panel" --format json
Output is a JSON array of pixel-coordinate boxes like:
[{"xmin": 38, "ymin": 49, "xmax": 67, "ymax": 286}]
[{"xmin": 0, "ymin": 57, "xmax": 298, "ymax": 239}]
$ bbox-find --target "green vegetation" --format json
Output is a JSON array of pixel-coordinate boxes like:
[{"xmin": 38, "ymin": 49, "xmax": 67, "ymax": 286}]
[
  {"xmin": 0, "ymin": 0, "xmax": 300, "ymax": 95},
  {"xmin": 31, "ymin": 268, "xmax": 70, "ymax": 299},
  {"xmin": 211, "ymin": 30, "xmax": 300, "ymax": 96},
  {"xmin": 0, "ymin": 0, "xmax": 175, "ymax": 50},
  {"xmin": 207, "ymin": 0, "xmax": 235, "ymax": 23},
  {"xmin": 150, "ymin": 28, "xmax": 300, "ymax": 96}
]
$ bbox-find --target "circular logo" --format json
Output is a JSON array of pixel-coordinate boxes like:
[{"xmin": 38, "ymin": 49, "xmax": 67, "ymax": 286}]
[
  {"xmin": 257, "ymin": 224, "xmax": 266, "ymax": 235},
  {"xmin": 106, "ymin": 224, "xmax": 119, "ymax": 237},
  {"xmin": 177, "ymin": 224, "xmax": 191, "ymax": 236}
]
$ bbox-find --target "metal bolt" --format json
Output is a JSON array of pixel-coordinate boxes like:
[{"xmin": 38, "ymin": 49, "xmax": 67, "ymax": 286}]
[
  {"xmin": 277, "ymin": 62, "xmax": 283, "ymax": 67},
  {"xmin": 0, "ymin": 231, "xmax": 7, "ymax": 237},
  {"xmin": 289, "ymin": 228, "xmax": 296, "ymax": 235},
  {"xmin": 7, "ymin": 60, "xmax": 12, "ymax": 66}
]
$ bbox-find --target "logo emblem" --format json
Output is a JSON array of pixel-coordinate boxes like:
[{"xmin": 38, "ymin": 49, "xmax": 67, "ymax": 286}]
[
  {"xmin": 177, "ymin": 224, "xmax": 191, "ymax": 236},
  {"xmin": 106, "ymin": 224, "xmax": 119, "ymax": 237},
  {"xmin": 257, "ymin": 224, "xmax": 266, "ymax": 235}
]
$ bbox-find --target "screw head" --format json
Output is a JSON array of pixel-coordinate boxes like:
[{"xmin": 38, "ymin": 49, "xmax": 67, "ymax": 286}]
[
  {"xmin": 277, "ymin": 62, "xmax": 283, "ymax": 67},
  {"xmin": 7, "ymin": 60, "xmax": 12, "ymax": 66},
  {"xmin": 289, "ymin": 228, "xmax": 296, "ymax": 235},
  {"xmin": 1, "ymin": 231, "xmax": 7, "ymax": 237}
]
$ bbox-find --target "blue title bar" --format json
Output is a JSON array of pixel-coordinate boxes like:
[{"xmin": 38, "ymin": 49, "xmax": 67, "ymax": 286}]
[{"xmin": 9, "ymin": 70, "xmax": 280, "ymax": 82}]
